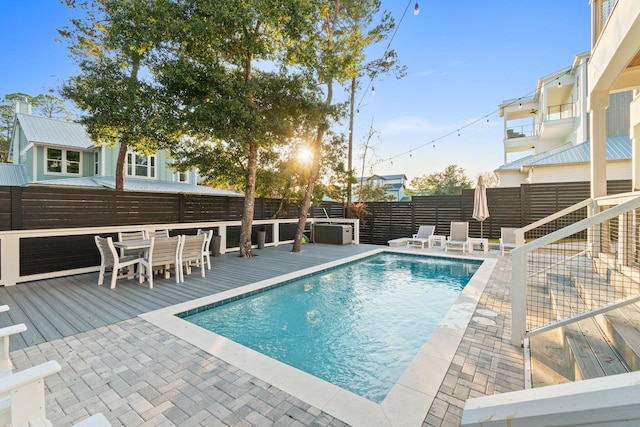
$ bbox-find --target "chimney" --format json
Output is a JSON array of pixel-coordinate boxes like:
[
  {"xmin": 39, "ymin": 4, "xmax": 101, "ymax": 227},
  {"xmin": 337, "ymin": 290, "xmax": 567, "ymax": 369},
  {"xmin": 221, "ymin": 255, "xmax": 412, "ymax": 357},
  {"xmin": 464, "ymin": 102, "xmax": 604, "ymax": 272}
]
[{"xmin": 14, "ymin": 96, "xmax": 32, "ymax": 115}]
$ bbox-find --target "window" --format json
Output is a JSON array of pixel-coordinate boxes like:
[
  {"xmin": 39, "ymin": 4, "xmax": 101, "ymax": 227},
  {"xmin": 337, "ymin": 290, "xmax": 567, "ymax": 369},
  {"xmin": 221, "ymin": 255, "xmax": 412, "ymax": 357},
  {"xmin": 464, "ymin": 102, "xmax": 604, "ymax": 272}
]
[
  {"xmin": 177, "ymin": 171, "xmax": 188, "ymax": 183},
  {"xmin": 126, "ymin": 152, "xmax": 156, "ymax": 178},
  {"xmin": 94, "ymin": 152, "xmax": 99, "ymax": 175},
  {"xmin": 46, "ymin": 148, "xmax": 81, "ymax": 175}
]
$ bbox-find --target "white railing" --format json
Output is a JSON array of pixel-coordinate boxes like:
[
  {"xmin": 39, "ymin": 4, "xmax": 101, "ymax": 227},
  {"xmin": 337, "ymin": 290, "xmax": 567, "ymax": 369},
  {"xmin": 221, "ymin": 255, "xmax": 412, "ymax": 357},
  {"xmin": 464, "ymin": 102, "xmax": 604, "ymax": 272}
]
[
  {"xmin": 462, "ymin": 369, "xmax": 640, "ymax": 426},
  {"xmin": 0, "ymin": 218, "xmax": 359, "ymax": 287},
  {"xmin": 511, "ymin": 194, "xmax": 640, "ymax": 346}
]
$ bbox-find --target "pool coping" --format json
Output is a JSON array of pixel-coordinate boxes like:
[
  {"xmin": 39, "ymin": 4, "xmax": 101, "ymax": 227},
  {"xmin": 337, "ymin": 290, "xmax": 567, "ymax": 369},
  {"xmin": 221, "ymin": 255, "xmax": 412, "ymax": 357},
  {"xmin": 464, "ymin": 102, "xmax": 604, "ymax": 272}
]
[{"xmin": 139, "ymin": 248, "xmax": 497, "ymax": 427}]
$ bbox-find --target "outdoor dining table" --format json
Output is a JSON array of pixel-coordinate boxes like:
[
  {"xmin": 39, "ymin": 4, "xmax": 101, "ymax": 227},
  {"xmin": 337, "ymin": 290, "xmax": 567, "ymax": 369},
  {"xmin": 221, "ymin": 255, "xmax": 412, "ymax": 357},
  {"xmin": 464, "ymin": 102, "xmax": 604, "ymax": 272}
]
[{"xmin": 113, "ymin": 239, "xmax": 152, "ymax": 282}]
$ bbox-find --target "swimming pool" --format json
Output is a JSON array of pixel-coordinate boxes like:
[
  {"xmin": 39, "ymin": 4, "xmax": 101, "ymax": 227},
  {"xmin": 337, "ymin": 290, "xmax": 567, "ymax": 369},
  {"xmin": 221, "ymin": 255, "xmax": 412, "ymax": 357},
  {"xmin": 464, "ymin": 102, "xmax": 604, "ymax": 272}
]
[
  {"xmin": 141, "ymin": 248, "xmax": 496, "ymax": 426},
  {"xmin": 180, "ymin": 253, "xmax": 480, "ymax": 403}
]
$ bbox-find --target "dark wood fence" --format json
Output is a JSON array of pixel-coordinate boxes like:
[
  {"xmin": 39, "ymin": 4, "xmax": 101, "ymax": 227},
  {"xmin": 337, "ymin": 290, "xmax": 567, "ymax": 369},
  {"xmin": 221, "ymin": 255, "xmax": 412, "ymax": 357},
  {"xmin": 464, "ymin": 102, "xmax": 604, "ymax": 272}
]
[
  {"xmin": 0, "ymin": 179, "xmax": 633, "ymax": 277},
  {"xmin": 316, "ymin": 180, "xmax": 632, "ymax": 245}
]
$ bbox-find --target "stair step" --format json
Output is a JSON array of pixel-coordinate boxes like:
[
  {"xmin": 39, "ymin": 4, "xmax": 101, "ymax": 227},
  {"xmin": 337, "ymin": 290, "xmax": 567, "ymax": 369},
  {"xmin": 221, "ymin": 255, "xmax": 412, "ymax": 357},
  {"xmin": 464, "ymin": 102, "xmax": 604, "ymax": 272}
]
[{"xmin": 547, "ymin": 271, "xmax": 628, "ymax": 381}]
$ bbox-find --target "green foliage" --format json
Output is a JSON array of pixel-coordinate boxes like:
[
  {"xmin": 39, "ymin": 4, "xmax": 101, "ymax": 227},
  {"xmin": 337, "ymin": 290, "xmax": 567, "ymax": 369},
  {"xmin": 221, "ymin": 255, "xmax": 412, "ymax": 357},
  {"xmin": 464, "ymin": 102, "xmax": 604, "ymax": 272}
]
[
  {"xmin": 355, "ymin": 181, "xmax": 395, "ymax": 202},
  {"xmin": 409, "ymin": 165, "xmax": 473, "ymax": 196}
]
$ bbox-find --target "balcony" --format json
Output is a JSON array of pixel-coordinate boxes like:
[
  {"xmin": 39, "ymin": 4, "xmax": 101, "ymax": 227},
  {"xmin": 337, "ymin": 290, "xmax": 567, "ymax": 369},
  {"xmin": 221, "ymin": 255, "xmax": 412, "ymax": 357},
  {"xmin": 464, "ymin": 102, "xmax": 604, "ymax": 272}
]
[
  {"xmin": 504, "ymin": 124, "xmax": 539, "ymax": 154},
  {"xmin": 539, "ymin": 102, "xmax": 576, "ymax": 141}
]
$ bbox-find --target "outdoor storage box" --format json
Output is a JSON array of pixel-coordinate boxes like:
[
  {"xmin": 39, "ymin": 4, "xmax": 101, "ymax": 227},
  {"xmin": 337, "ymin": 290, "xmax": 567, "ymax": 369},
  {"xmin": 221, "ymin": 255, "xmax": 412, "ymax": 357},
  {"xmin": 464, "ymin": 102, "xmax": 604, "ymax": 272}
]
[{"xmin": 313, "ymin": 224, "xmax": 352, "ymax": 245}]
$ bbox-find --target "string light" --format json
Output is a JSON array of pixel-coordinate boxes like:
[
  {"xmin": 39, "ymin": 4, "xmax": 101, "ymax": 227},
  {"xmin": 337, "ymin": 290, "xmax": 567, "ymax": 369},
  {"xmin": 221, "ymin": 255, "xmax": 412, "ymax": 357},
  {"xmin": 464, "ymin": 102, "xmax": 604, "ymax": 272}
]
[
  {"xmin": 557, "ymin": 78, "xmax": 562, "ymax": 88},
  {"xmin": 414, "ymin": 2, "xmax": 419, "ymax": 15},
  {"xmin": 371, "ymin": 86, "xmax": 375, "ymax": 95}
]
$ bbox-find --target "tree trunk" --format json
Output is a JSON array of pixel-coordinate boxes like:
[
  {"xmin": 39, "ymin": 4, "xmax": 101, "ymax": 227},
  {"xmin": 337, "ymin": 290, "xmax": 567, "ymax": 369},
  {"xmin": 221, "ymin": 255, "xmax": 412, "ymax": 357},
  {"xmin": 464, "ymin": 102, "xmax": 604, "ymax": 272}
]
[
  {"xmin": 239, "ymin": 140, "xmax": 258, "ymax": 257},
  {"xmin": 292, "ymin": 127, "xmax": 324, "ymax": 252},
  {"xmin": 115, "ymin": 143, "xmax": 128, "ymax": 192}
]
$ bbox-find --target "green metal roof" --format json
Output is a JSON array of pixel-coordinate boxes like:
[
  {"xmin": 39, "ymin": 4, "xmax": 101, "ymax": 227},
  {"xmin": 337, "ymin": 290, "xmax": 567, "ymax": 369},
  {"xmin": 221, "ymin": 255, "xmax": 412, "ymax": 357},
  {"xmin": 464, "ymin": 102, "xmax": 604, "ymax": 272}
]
[{"xmin": 16, "ymin": 113, "xmax": 95, "ymax": 150}]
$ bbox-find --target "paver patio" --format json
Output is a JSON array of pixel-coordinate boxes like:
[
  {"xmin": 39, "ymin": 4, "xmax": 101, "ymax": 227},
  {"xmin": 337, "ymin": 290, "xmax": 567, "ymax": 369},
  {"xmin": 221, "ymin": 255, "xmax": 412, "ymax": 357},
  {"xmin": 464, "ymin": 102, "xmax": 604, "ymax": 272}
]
[{"xmin": 3, "ymin": 244, "xmax": 524, "ymax": 426}]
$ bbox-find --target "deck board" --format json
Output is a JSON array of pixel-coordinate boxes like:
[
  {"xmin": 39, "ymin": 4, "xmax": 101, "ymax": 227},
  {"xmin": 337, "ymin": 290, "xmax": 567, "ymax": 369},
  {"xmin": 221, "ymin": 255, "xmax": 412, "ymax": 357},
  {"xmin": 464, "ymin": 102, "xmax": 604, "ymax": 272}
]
[{"xmin": 0, "ymin": 243, "xmax": 377, "ymax": 351}]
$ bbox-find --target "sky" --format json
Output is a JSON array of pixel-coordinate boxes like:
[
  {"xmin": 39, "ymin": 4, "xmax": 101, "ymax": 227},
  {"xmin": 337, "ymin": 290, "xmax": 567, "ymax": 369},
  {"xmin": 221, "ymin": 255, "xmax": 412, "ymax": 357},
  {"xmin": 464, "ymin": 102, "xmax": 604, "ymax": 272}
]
[{"xmin": 0, "ymin": 1, "xmax": 592, "ymax": 184}]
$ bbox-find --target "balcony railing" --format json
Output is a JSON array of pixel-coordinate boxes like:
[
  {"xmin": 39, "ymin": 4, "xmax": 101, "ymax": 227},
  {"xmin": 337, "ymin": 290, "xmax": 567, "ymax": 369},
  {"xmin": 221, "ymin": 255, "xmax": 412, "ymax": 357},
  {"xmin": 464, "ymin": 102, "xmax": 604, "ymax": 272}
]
[
  {"xmin": 545, "ymin": 103, "xmax": 574, "ymax": 121},
  {"xmin": 506, "ymin": 124, "xmax": 539, "ymax": 139}
]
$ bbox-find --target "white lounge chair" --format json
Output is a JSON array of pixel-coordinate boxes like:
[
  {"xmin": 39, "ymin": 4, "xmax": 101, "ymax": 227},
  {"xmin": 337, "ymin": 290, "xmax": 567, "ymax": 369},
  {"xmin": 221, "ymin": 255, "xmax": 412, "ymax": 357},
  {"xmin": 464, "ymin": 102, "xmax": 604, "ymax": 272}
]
[
  {"xmin": 95, "ymin": 236, "xmax": 143, "ymax": 289},
  {"xmin": 500, "ymin": 227, "xmax": 518, "ymax": 255},
  {"xmin": 445, "ymin": 222, "xmax": 469, "ymax": 253},
  {"xmin": 407, "ymin": 225, "xmax": 435, "ymax": 249}
]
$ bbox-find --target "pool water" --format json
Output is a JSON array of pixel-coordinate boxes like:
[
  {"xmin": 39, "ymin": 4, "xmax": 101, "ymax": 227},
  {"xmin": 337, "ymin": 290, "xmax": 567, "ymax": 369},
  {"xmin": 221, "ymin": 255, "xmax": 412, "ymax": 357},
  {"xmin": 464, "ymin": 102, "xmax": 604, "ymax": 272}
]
[{"xmin": 182, "ymin": 253, "xmax": 480, "ymax": 403}]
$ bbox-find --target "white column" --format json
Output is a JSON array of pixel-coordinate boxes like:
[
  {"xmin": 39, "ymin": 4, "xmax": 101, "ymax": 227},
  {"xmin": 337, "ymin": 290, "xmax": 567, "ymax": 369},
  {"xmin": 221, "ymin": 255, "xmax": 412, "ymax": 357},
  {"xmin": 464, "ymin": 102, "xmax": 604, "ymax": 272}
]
[
  {"xmin": 0, "ymin": 235, "xmax": 20, "ymax": 286},
  {"xmin": 630, "ymin": 91, "xmax": 640, "ymax": 191},
  {"xmin": 589, "ymin": 90, "xmax": 609, "ymax": 199}
]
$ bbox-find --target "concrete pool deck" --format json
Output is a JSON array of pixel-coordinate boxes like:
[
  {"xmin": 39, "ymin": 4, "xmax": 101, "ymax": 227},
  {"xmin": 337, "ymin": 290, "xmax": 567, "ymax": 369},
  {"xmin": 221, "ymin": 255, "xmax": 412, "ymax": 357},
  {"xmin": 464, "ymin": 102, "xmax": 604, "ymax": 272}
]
[{"xmin": 6, "ymin": 245, "xmax": 524, "ymax": 426}]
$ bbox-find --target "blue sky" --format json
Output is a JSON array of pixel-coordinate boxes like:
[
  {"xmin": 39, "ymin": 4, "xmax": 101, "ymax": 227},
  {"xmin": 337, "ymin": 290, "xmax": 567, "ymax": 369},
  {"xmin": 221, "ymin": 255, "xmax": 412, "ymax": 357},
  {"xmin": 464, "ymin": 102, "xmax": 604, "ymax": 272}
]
[{"xmin": 1, "ymin": 1, "xmax": 591, "ymax": 183}]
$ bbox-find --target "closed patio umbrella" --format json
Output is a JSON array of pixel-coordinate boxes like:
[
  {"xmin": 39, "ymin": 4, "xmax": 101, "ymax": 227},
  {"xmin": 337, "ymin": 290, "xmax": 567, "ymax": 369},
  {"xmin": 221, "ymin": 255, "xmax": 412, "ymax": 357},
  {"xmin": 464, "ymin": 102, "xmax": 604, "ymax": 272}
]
[{"xmin": 472, "ymin": 176, "xmax": 490, "ymax": 238}]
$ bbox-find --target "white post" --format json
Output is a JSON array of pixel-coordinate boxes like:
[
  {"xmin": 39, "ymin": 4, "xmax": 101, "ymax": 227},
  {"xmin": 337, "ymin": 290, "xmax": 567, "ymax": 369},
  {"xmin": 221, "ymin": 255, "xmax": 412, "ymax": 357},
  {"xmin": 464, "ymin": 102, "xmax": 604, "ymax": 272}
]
[
  {"xmin": 273, "ymin": 220, "xmax": 280, "ymax": 247},
  {"xmin": 353, "ymin": 219, "xmax": 360, "ymax": 244},
  {"xmin": 0, "ymin": 235, "xmax": 20, "ymax": 286},
  {"xmin": 511, "ymin": 247, "xmax": 527, "ymax": 346},
  {"xmin": 218, "ymin": 225, "xmax": 227, "ymax": 254}
]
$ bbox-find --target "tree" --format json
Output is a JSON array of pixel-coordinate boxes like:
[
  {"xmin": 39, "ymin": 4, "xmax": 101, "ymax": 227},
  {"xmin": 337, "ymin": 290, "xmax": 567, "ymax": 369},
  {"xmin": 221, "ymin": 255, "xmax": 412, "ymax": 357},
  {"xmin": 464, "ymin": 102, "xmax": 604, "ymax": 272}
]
[
  {"xmin": 354, "ymin": 181, "xmax": 395, "ymax": 202},
  {"xmin": 480, "ymin": 171, "xmax": 499, "ymax": 188},
  {"xmin": 291, "ymin": 0, "xmax": 397, "ymax": 252},
  {"xmin": 409, "ymin": 165, "xmax": 473, "ymax": 195},
  {"xmin": 153, "ymin": 0, "xmax": 323, "ymax": 257},
  {"xmin": 59, "ymin": 0, "xmax": 170, "ymax": 191}
]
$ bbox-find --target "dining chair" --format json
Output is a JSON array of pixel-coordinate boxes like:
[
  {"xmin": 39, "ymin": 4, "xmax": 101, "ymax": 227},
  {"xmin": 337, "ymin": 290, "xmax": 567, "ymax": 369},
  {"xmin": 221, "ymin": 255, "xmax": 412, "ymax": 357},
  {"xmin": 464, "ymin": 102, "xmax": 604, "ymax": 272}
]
[
  {"xmin": 117, "ymin": 230, "xmax": 147, "ymax": 257},
  {"xmin": 149, "ymin": 229, "xmax": 170, "ymax": 239},
  {"xmin": 179, "ymin": 233, "xmax": 207, "ymax": 282},
  {"xmin": 145, "ymin": 235, "xmax": 183, "ymax": 286},
  {"xmin": 197, "ymin": 229, "xmax": 214, "ymax": 270},
  {"xmin": 95, "ymin": 236, "xmax": 143, "ymax": 289}
]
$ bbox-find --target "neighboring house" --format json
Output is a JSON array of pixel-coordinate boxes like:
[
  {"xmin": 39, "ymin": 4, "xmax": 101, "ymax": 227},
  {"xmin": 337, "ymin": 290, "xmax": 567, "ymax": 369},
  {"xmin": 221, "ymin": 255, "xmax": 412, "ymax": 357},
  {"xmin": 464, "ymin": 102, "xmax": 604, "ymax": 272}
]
[
  {"xmin": 494, "ymin": 50, "xmax": 634, "ymax": 187},
  {"xmin": 6, "ymin": 100, "xmax": 240, "ymax": 196},
  {"xmin": 358, "ymin": 174, "xmax": 407, "ymax": 201}
]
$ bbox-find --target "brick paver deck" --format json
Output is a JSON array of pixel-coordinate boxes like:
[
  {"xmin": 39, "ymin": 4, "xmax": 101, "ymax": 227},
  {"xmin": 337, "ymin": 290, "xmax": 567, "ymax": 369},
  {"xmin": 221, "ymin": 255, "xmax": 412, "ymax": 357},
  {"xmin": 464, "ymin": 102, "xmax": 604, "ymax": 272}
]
[{"xmin": 8, "ymin": 248, "xmax": 524, "ymax": 426}]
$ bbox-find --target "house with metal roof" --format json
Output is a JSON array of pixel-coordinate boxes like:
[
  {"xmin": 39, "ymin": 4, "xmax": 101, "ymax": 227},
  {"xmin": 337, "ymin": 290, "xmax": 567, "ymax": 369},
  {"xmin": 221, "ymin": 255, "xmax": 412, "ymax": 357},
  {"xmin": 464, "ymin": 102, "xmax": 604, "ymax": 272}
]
[
  {"xmin": 495, "ymin": 51, "xmax": 633, "ymax": 187},
  {"xmin": 358, "ymin": 174, "xmax": 408, "ymax": 201},
  {"xmin": 6, "ymin": 101, "xmax": 241, "ymax": 196}
]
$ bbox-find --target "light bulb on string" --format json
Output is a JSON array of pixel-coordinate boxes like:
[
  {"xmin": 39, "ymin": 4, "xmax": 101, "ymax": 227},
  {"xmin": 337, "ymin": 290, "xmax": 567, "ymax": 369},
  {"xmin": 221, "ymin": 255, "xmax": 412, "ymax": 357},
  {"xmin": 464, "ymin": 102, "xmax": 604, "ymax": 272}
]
[
  {"xmin": 557, "ymin": 78, "xmax": 562, "ymax": 88},
  {"xmin": 457, "ymin": 130, "xmax": 460, "ymax": 137},
  {"xmin": 519, "ymin": 103, "xmax": 522, "ymax": 109},
  {"xmin": 414, "ymin": 2, "xmax": 419, "ymax": 15},
  {"xmin": 371, "ymin": 86, "xmax": 375, "ymax": 95},
  {"xmin": 385, "ymin": 51, "xmax": 393, "ymax": 63}
]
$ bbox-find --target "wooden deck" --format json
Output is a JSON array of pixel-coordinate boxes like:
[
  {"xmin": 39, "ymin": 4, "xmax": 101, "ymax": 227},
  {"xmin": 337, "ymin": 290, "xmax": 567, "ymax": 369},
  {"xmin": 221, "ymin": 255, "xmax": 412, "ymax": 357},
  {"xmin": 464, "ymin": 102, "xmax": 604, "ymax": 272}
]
[{"xmin": 0, "ymin": 243, "xmax": 378, "ymax": 351}]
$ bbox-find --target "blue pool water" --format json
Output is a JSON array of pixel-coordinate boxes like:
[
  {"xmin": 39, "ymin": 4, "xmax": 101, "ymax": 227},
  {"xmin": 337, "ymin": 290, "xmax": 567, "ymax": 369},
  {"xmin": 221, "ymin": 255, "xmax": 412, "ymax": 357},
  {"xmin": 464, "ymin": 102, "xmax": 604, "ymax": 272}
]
[{"xmin": 181, "ymin": 253, "xmax": 481, "ymax": 403}]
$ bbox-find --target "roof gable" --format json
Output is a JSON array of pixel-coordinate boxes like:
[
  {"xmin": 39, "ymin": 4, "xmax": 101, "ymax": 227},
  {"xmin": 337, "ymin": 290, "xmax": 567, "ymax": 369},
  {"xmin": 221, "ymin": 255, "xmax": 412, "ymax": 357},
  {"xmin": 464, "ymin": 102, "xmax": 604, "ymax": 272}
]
[{"xmin": 16, "ymin": 114, "xmax": 95, "ymax": 150}]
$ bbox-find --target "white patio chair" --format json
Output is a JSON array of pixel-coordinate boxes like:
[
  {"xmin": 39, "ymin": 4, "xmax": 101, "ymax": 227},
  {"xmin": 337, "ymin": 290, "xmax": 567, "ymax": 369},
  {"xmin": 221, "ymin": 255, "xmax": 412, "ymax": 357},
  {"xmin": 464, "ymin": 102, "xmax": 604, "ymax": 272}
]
[
  {"xmin": 197, "ymin": 229, "xmax": 213, "ymax": 270},
  {"xmin": 95, "ymin": 236, "xmax": 143, "ymax": 289},
  {"xmin": 407, "ymin": 225, "xmax": 435, "ymax": 249},
  {"xmin": 149, "ymin": 229, "xmax": 170, "ymax": 239},
  {"xmin": 117, "ymin": 230, "xmax": 147, "ymax": 258},
  {"xmin": 0, "ymin": 360, "xmax": 61, "ymax": 427},
  {"xmin": 145, "ymin": 236, "xmax": 183, "ymax": 286},
  {"xmin": 500, "ymin": 227, "xmax": 518, "ymax": 256},
  {"xmin": 445, "ymin": 221, "xmax": 469, "ymax": 253},
  {"xmin": 179, "ymin": 234, "xmax": 207, "ymax": 282}
]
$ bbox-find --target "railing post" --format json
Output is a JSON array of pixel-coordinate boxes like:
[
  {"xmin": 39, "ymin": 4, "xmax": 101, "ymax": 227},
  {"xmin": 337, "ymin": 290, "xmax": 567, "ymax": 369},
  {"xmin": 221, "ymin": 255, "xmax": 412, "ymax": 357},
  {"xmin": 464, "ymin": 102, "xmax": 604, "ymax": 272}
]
[
  {"xmin": 0, "ymin": 235, "xmax": 20, "ymax": 286},
  {"xmin": 273, "ymin": 220, "xmax": 280, "ymax": 247},
  {"xmin": 353, "ymin": 219, "xmax": 359, "ymax": 244},
  {"xmin": 511, "ymin": 247, "xmax": 527, "ymax": 346},
  {"xmin": 218, "ymin": 225, "xmax": 227, "ymax": 254}
]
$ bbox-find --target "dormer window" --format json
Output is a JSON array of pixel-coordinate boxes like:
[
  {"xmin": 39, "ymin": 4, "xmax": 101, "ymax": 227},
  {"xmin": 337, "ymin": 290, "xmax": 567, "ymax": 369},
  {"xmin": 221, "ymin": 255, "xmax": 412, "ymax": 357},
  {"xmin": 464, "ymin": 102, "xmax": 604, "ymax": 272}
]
[
  {"xmin": 126, "ymin": 152, "xmax": 156, "ymax": 178},
  {"xmin": 46, "ymin": 148, "xmax": 80, "ymax": 175}
]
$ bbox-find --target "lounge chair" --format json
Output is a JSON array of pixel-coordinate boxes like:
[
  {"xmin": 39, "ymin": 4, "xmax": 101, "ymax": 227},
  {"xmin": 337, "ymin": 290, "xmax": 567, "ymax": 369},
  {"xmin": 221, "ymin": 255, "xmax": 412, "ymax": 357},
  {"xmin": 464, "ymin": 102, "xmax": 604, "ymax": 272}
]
[
  {"xmin": 445, "ymin": 222, "xmax": 469, "ymax": 253},
  {"xmin": 500, "ymin": 227, "xmax": 518, "ymax": 255},
  {"xmin": 407, "ymin": 225, "xmax": 435, "ymax": 249},
  {"xmin": 95, "ymin": 236, "xmax": 143, "ymax": 289}
]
